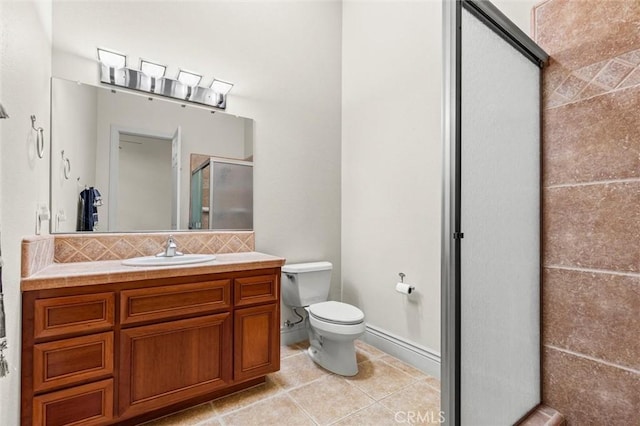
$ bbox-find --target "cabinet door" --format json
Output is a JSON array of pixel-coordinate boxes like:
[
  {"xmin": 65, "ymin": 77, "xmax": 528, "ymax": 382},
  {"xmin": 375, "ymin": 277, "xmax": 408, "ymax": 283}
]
[
  {"xmin": 119, "ymin": 313, "xmax": 231, "ymax": 418},
  {"xmin": 234, "ymin": 304, "xmax": 280, "ymax": 381}
]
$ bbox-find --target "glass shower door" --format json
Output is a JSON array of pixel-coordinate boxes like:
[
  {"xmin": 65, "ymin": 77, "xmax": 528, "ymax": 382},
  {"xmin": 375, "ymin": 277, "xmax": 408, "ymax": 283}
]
[{"xmin": 442, "ymin": 1, "xmax": 548, "ymax": 425}]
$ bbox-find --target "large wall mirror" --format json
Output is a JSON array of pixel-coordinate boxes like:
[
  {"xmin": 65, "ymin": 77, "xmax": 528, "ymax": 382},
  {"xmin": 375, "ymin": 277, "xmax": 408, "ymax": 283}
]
[{"xmin": 50, "ymin": 77, "xmax": 254, "ymax": 233}]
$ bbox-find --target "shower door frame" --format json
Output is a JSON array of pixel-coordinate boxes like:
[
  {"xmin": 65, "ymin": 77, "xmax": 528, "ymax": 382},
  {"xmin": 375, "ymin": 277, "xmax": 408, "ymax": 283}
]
[{"xmin": 441, "ymin": 1, "xmax": 548, "ymax": 424}]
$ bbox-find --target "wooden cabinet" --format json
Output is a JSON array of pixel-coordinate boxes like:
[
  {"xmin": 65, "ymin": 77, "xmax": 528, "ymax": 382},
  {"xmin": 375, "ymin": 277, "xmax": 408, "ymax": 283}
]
[
  {"xmin": 22, "ymin": 268, "xmax": 280, "ymax": 426},
  {"xmin": 120, "ymin": 280, "xmax": 231, "ymax": 325},
  {"xmin": 234, "ymin": 304, "xmax": 280, "ymax": 381},
  {"xmin": 119, "ymin": 314, "xmax": 232, "ymax": 417},
  {"xmin": 33, "ymin": 379, "xmax": 114, "ymax": 426},
  {"xmin": 34, "ymin": 293, "xmax": 114, "ymax": 340},
  {"xmin": 33, "ymin": 332, "xmax": 113, "ymax": 393}
]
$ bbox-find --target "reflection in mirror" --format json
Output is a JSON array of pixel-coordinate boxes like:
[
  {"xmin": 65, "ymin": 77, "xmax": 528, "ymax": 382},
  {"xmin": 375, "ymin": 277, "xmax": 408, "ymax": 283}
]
[
  {"xmin": 50, "ymin": 77, "xmax": 253, "ymax": 233},
  {"xmin": 189, "ymin": 157, "xmax": 253, "ymax": 231}
]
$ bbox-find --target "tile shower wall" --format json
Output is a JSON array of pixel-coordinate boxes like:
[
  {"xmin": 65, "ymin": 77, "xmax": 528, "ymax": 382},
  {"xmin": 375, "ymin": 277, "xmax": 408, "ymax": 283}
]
[{"xmin": 534, "ymin": 1, "xmax": 640, "ymax": 423}]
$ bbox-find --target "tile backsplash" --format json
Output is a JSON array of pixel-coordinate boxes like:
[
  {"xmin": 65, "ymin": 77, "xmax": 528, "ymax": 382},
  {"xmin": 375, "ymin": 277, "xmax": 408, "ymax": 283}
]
[{"xmin": 22, "ymin": 231, "xmax": 255, "ymax": 277}]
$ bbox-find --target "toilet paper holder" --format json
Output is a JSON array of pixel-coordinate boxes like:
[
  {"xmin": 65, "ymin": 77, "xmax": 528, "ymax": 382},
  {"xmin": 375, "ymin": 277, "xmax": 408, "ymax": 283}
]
[{"xmin": 396, "ymin": 273, "xmax": 415, "ymax": 295}]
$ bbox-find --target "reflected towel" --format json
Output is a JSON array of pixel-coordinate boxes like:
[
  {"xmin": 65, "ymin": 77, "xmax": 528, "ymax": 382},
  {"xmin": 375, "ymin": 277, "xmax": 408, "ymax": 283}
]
[{"xmin": 78, "ymin": 187, "xmax": 102, "ymax": 231}]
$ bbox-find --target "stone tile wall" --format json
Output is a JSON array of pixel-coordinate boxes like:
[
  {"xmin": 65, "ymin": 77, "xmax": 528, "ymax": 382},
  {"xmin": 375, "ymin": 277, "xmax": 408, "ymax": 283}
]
[{"xmin": 534, "ymin": 1, "xmax": 640, "ymax": 423}]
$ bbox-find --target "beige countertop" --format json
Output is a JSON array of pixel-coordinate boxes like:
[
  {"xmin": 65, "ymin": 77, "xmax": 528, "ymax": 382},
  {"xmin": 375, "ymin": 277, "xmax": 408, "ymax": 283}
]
[{"xmin": 22, "ymin": 251, "xmax": 286, "ymax": 291}]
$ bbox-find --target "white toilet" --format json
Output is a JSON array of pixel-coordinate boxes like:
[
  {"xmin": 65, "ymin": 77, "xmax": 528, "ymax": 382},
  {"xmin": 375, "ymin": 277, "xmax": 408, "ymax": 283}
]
[{"xmin": 281, "ymin": 261, "xmax": 365, "ymax": 376}]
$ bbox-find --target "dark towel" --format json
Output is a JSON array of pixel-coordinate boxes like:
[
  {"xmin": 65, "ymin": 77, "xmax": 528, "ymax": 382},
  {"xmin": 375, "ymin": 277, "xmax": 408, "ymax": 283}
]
[{"xmin": 77, "ymin": 187, "xmax": 101, "ymax": 231}]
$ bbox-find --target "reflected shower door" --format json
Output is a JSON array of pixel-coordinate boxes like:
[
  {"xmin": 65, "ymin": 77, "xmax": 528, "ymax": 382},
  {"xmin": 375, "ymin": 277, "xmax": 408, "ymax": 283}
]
[{"xmin": 442, "ymin": 2, "xmax": 548, "ymax": 425}]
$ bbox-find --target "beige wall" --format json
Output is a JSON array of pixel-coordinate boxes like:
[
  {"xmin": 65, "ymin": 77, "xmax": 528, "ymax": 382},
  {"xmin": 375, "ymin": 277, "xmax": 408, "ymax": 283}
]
[
  {"xmin": 341, "ymin": 0, "xmax": 443, "ymax": 352},
  {"xmin": 0, "ymin": 1, "xmax": 52, "ymax": 424}
]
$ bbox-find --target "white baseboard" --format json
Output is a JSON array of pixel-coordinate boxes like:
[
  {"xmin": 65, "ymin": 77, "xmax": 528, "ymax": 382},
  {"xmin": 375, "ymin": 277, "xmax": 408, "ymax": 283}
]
[{"xmin": 362, "ymin": 324, "xmax": 441, "ymax": 379}]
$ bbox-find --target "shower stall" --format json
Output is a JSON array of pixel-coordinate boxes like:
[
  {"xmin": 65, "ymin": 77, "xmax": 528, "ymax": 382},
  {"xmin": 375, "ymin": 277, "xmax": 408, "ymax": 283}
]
[
  {"xmin": 442, "ymin": 1, "xmax": 548, "ymax": 424},
  {"xmin": 189, "ymin": 157, "xmax": 253, "ymax": 231}
]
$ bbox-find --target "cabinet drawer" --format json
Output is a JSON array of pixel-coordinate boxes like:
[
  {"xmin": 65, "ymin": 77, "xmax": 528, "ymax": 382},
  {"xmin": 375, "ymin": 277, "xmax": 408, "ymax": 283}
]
[
  {"xmin": 33, "ymin": 332, "xmax": 114, "ymax": 393},
  {"xmin": 120, "ymin": 280, "xmax": 231, "ymax": 325},
  {"xmin": 234, "ymin": 275, "xmax": 278, "ymax": 307},
  {"xmin": 33, "ymin": 378, "xmax": 113, "ymax": 426},
  {"xmin": 34, "ymin": 293, "xmax": 115, "ymax": 340}
]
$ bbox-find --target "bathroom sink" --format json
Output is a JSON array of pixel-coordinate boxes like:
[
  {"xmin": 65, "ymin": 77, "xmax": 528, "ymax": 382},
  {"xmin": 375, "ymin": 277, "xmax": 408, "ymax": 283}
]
[{"xmin": 122, "ymin": 254, "xmax": 216, "ymax": 267}]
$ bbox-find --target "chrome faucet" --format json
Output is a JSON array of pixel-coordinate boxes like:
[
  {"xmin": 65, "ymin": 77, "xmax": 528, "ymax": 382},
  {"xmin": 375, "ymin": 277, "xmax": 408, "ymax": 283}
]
[{"xmin": 157, "ymin": 235, "xmax": 183, "ymax": 257}]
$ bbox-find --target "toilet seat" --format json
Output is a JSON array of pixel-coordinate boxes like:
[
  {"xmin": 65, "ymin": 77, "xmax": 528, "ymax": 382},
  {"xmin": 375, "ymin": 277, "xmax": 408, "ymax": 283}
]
[{"xmin": 309, "ymin": 301, "xmax": 364, "ymax": 325}]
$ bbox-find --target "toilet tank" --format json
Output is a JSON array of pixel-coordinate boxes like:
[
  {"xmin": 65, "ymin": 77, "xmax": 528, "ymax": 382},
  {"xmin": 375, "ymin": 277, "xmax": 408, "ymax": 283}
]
[{"xmin": 281, "ymin": 261, "xmax": 332, "ymax": 307}]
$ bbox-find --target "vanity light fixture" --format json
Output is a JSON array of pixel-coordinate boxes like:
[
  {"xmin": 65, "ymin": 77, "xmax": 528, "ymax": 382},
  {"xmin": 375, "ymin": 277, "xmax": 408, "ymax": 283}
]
[
  {"xmin": 210, "ymin": 79, "xmax": 234, "ymax": 108},
  {"xmin": 140, "ymin": 59, "xmax": 166, "ymax": 79},
  {"xmin": 211, "ymin": 79, "xmax": 234, "ymax": 95},
  {"xmin": 140, "ymin": 59, "xmax": 166, "ymax": 93},
  {"xmin": 97, "ymin": 47, "xmax": 127, "ymax": 85},
  {"xmin": 177, "ymin": 70, "xmax": 202, "ymax": 87},
  {"xmin": 97, "ymin": 48, "xmax": 234, "ymax": 110},
  {"xmin": 97, "ymin": 48, "xmax": 127, "ymax": 68}
]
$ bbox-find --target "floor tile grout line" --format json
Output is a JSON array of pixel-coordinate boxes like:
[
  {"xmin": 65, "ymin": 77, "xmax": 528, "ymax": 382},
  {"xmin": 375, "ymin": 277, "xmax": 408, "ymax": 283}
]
[
  {"xmin": 286, "ymin": 372, "xmax": 379, "ymax": 425},
  {"xmin": 213, "ymin": 385, "xmax": 287, "ymax": 419},
  {"xmin": 326, "ymin": 400, "xmax": 380, "ymax": 426},
  {"xmin": 544, "ymin": 264, "xmax": 640, "ymax": 278},
  {"xmin": 545, "ymin": 177, "xmax": 640, "ymax": 189},
  {"xmin": 545, "ymin": 344, "xmax": 640, "ymax": 375},
  {"xmin": 283, "ymin": 391, "xmax": 321, "ymax": 425}
]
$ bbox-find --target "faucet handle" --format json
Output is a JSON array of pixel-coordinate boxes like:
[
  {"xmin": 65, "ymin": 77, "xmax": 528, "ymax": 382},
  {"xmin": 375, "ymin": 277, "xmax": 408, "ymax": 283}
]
[{"xmin": 156, "ymin": 234, "xmax": 182, "ymax": 257}]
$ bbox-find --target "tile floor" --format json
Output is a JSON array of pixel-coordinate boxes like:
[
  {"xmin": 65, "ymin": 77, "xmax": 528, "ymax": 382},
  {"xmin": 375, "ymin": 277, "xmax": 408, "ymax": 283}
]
[{"xmin": 143, "ymin": 340, "xmax": 441, "ymax": 425}]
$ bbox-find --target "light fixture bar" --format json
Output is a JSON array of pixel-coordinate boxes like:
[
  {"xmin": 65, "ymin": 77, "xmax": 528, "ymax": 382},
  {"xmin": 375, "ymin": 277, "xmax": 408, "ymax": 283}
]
[{"xmin": 96, "ymin": 49, "xmax": 233, "ymax": 110}]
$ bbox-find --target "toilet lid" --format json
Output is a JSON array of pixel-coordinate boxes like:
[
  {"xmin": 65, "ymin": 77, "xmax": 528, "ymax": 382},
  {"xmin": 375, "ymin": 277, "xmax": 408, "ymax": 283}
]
[{"xmin": 309, "ymin": 301, "xmax": 364, "ymax": 325}]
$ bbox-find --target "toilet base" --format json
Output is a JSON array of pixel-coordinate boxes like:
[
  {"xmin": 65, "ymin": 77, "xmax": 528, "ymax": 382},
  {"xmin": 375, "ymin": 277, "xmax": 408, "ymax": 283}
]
[{"xmin": 307, "ymin": 338, "xmax": 359, "ymax": 376}]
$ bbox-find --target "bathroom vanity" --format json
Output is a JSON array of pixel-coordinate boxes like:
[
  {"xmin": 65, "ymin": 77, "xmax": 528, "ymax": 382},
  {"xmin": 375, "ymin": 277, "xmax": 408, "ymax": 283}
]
[{"xmin": 20, "ymin": 247, "xmax": 284, "ymax": 426}]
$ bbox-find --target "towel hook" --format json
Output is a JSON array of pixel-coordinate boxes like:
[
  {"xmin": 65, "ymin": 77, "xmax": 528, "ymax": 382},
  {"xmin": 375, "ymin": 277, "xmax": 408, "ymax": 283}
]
[
  {"xmin": 61, "ymin": 150, "xmax": 71, "ymax": 180},
  {"xmin": 31, "ymin": 115, "xmax": 45, "ymax": 158},
  {"xmin": 399, "ymin": 272, "xmax": 406, "ymax": 283}
]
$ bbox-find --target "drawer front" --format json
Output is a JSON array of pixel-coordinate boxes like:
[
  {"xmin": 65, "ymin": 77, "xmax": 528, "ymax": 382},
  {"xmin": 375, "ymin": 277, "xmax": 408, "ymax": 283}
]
[
  {"xmin": 34, "ymin": 293, "xmax": 115, "ymax": 340},
  {"xmin": 120, "ymin": 280, "xmax": 231, "ymax": 325},
  {"xmin": 33, "ymin": 378, "xmax": 113, "ymax": 426},
  {"xmin": 33, "ymin": 332, "xmax": 114, "ymax": 393},
  {"xmin": 234, "ymin": 275, "xmax": 278, "ymax": 307}
]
